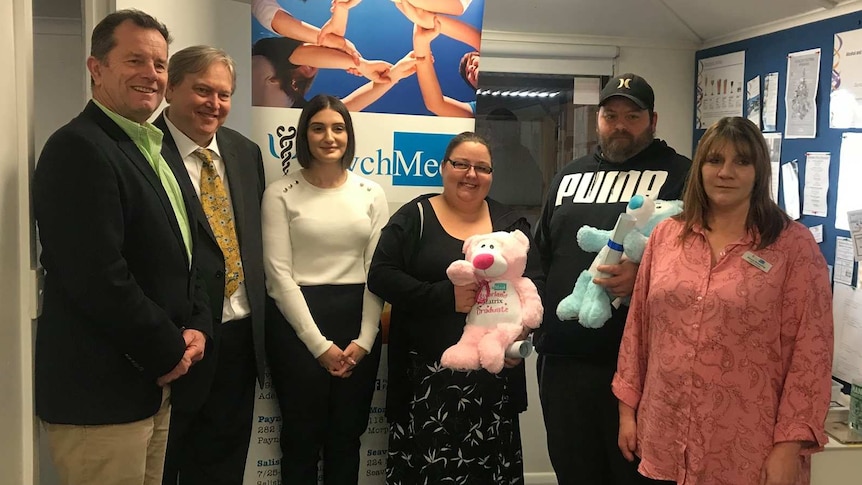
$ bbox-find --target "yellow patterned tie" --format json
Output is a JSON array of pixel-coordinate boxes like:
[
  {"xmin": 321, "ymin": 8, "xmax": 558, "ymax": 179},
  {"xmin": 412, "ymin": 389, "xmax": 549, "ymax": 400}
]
[{"xmin": 194, "ymin": 148, "xmax": 244, "ymax": 297}]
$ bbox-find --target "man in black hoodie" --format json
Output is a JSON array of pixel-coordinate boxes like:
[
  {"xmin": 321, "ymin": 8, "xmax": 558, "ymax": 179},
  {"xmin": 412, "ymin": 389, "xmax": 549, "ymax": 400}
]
[{"xmin": 534, "ymin": 73, "xmax": 690, "ymax": 485}]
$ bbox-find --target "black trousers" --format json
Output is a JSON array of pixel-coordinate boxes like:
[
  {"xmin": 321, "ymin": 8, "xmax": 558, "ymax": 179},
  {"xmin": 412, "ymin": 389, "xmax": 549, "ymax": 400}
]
[
  {"xmin": 266, "ymin": 285, "xmax": 382, "ymax": 485},
  {"xmin": 163, "ymin": 317, "xmax": 257, "ymax": 485},
  {"xmin": 537, "ymin": 354, "xmax": 675, "ymax": 485}
]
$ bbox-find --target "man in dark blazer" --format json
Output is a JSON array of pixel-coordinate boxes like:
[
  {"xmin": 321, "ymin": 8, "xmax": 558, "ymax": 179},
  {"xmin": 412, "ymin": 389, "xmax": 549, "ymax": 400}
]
[
  {"xmin": 155, "ymin": 45, "xmax": 267, "ymax": 485},
  {"xmin": 32, "ymin": 10, "xmax": 211, "ymax": 485}
]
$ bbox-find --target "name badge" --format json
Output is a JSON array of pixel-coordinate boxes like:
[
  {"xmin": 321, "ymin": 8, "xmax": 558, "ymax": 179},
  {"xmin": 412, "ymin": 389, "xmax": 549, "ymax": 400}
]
[{"xmin": 742, "ymin": 251, "xmax": 772, "ymax": 273}]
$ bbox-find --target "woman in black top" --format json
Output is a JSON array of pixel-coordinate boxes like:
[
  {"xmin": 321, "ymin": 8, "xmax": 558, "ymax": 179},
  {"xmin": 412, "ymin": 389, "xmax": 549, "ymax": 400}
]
[{"xmin": 367, "ymin": 132, "xmax": 543, "ymax": 485}]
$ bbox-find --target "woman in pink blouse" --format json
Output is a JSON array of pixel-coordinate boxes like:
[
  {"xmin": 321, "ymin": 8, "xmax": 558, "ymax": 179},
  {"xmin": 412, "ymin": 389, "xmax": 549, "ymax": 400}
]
[{"xmin": 613, "ymin": 116, "xmax": 833, "ymax": 485}]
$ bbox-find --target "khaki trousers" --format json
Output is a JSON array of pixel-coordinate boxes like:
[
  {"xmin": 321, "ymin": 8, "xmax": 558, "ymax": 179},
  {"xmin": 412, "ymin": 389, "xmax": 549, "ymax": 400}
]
[{"xmin": 43, "ymin": 387, "xmax": 172, "ymax": 485}]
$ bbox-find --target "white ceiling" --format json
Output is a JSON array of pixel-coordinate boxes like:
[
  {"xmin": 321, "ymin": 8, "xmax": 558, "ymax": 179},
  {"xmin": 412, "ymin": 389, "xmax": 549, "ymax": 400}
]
[
  {"xmin": 481, "ymin": 0, "xmax": 855, "ymax": 45},
  {"xmin": 34, "ymin": 0, "xmax": 861, "ymax": 47}
]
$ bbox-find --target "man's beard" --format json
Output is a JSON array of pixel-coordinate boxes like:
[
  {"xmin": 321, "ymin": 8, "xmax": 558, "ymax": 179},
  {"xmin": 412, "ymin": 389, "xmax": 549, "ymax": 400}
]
[{"xmin": 599, "ymin": 129, "xmax": 654, "ymax": 162}]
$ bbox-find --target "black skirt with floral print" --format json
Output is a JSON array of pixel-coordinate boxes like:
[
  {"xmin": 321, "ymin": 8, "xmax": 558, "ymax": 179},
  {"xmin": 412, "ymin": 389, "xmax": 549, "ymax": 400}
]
[{"xmin": 385, "ymin": 356, "xmax": 524, "ymax": 485}]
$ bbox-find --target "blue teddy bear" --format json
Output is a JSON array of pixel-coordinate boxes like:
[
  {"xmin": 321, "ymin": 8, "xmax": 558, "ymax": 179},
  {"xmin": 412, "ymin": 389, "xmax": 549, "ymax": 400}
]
[{"xmin": 556, "ymin": 195, "xmax": 683, "ymax": 328}]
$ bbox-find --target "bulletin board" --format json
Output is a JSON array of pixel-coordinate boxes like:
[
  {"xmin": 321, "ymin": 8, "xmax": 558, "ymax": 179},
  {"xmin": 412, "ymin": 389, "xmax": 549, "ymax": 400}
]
[{"xmin": 694, "ymin": 11, "xmax": 862, "ymax": 289}]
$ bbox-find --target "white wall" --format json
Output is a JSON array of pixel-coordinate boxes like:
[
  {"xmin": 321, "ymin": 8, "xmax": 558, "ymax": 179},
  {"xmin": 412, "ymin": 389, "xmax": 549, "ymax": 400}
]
[
  {"xmin": 617, "ymin": 44, "xmax": 696, "ymax": 159},
  {"xmin": 1, "ymin": 1, "xmax": 35, "ymax": 485}
]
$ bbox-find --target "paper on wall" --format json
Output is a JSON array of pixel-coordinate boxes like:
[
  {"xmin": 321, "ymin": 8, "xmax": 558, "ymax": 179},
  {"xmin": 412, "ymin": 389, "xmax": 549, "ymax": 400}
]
[
  {"xmin": 809, "ymin": 224, "xmax": 824, "ymax": 243},
  {"xmin": 802, "ymin": 152, "xmax": 830, "ymax": 217},
  {"xmin": 835, "ymin": 236, "xmax": 855, "ymax": 286},
  {"xmin": 746, "ymin": 75, "xmax": 761, "ymax": 128},
  {"xmin": 763, "ymin": 72, "xmax": 779, "ymax": 132},
  {"xmin": 763, "ymin": 133, "xmax": 782, "ymax": 202},
  {"xmin": 781, "ymin": 161, "xmax": 800, "ymax": 220},
  {"xmin": 848, "ymin": 209, "xmax": 862, "ymax": 261},
  {"xmin": 785, "ymin": 49, "xmax": 820, "ymax": 139},
  {"xmin": 832, "ymin": 283, "xmax": 862, "ymax": 384},
  {"xmin": 837, "ymin": 133, "xmax": 862, "ymax": 230}
]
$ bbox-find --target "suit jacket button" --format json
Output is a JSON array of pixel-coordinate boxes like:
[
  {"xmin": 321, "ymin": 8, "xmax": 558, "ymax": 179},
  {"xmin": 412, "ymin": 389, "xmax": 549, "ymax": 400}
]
[{"xmin": 215, "ymin": 270, "xmax": 224, "ymax": 279}]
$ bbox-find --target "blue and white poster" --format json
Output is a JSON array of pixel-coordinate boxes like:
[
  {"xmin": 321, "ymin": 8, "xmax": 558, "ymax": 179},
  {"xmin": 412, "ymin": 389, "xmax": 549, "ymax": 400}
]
[
  {"xmin": 251, "ymin": 0, "xmax": 483, "ymax": 116},
  {"xmin": 251, "ymin": 0, "xmax": 486, "ymax": 201},
  {"xmin": 247, "ymin": 1, "xmax": 486, "ymax": 484}
]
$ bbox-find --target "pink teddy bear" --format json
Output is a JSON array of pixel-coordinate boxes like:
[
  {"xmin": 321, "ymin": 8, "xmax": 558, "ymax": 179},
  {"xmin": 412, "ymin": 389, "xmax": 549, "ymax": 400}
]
[{"xmin": 441, "ymin": 230, "xmax": 543, "ymax": 374}]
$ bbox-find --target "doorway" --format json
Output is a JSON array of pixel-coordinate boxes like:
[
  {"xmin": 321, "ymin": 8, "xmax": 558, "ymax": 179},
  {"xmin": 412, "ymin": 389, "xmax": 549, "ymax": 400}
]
[
  {"xmin": 32, "ymin": 2, "xmax": 86, "ymax": 484},
  {"xmin": 474, "ymin": 72, "xmax": 608, "ymax": 223}
]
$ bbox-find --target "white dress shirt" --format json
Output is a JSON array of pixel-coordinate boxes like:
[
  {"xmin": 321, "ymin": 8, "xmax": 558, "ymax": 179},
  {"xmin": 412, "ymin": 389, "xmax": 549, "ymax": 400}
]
[{"xmin": 164, "ymin": 114, "xmax": 251, "ymax": 323}]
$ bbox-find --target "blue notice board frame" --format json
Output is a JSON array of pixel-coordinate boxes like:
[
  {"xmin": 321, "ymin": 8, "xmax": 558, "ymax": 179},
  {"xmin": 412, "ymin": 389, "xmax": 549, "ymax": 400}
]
[{"xmin": 695, "ymin": 11, "xmax": 862, "ymax": 387}]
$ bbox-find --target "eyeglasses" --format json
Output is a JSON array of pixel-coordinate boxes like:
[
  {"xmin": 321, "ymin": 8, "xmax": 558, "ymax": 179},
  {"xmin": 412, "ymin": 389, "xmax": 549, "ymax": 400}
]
[{"xmin": 446, "ymin": 159, "xmax": 493, "ymax": 175}]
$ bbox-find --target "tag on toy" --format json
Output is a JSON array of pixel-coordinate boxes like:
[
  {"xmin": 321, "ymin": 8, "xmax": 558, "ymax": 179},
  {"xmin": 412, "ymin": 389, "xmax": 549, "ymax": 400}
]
[
  {"xmin": 476, "ymin": 280, "xmax": 490, "ymax": 304},
  {"xmin": 473, "ymin": 281, "xmax": 519, "ymax": 322}
]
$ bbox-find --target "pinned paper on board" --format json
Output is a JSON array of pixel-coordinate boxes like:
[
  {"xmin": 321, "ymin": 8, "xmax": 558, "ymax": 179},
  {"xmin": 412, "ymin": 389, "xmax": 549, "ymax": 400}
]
[
  {"xmin": 763, "ymin": 133, "xmax": 782, "ymax": 202},
  {"xmin": 696, "ymin": 51, "xmax": 745, "ymax": 129},
  {"xmin": 763, "ymin": 72, "xmax": 779, "ymax": 132},
  {"xmin": 746, "ymin": 76, "xmax": 761, "ymax": 128},
  {"xmin": 837, "ymin": 133, "xmax": 862, "ymax": 230},
  {"xmin": 803, "ymin": 152, "xmax": 830, "ymax": 217},
  {"xmin": 785, "ymin": 49, "xmax": 820, "ymax": 139},
  {"xmin": 781, "ymin": 161, "xmax": 800, "ymax": 220},
  {"xmin": 832, "ymin": 283, "xmax": 862, "ymax": 384},
  {"xmin": 848, "ymin": 209, "xmax": 862, "ymax": 261},
  {"xmin": 809, "ymin": 224, "xmax": 824, "ymax": 244},
  {"xmin": 835, "ymin": 237, "xmax": 856, "ymax": 286}
]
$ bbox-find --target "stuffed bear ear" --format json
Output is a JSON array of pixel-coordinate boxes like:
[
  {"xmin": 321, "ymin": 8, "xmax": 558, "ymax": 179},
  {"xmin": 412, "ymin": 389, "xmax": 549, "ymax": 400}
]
[
  {"xmin": 462, "ymin": 234, "xmax": 477, "ymax": 254},
  {"xmin": 511, "ymin": 229, "xmax": 530, "ymax": 250}
]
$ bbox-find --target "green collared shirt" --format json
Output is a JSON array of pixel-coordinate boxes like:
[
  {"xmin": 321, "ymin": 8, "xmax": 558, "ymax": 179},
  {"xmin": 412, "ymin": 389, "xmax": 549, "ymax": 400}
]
[{"xmin": 94, "ymin": 100, "xmax": 192, "ymax": 262}]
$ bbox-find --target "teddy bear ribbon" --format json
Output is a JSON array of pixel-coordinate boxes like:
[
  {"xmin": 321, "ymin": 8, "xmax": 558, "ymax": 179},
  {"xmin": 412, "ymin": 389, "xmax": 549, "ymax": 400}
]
[{"xmin": 476, "ymin": 279, "xmax": 491, "ymax": 304}]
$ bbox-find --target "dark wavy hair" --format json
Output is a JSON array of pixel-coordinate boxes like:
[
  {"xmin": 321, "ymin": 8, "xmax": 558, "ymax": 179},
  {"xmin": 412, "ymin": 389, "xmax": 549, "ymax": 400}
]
[
  {"xmin": 295, "ymin": 94, "xmax": 355, "ymax": 170},
  {"xmin": 678, "ymin": 116, "xmax": 789, "ymax": 249}
]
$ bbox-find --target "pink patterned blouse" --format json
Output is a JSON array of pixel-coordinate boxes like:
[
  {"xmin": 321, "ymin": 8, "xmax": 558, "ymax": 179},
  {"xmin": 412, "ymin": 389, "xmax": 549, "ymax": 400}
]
[{"xmin": 612, "ymin": 218, "xmax": 833, "ymax": 485}]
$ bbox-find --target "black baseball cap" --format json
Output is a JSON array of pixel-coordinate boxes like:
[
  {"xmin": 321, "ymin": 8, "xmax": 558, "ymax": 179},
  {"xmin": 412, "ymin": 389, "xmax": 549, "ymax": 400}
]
[{"xmin": 599, "ymin": 73, "xmax": 655, "ymax": 111}]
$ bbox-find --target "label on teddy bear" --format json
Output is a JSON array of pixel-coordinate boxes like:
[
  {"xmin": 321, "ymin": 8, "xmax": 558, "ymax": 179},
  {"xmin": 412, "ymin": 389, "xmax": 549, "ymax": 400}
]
[{"xmin": 467, "ymin": 280, "xmax": 523, "ymax": 328}]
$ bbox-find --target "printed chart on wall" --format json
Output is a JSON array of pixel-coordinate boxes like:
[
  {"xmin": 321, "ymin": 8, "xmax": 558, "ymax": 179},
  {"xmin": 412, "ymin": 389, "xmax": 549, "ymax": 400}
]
[
  {"xmin": 746, "ymin": 75, "xmax": 761, "ymax": 128},
  {"xmin": 785, "ymin": 48, "xmax": 820, "ymax": 139},
  {"xmin": 837, "ymin": 133, "xmax": 862, "ymax": 231},
  {"xmin": 831, "ymin": 27, "xmax": 862, "ymax": 128},
  {"xmin": 832, "ymin": 283, "xmax": 862, "ymax": 385},
  {"xmin": 762, "ymin": 72, "xmax": 779, "ymax": 132},
  {"xmin": 696, "ymin": 51, "xmax": 745, "ymax": 129},
  {"xmin": 246, "ymin": 1, "xmax": 486, "ymax": 484},
  {"xmin": 763, "ymin": 133, "xmax": 782, "ymax": 202}
]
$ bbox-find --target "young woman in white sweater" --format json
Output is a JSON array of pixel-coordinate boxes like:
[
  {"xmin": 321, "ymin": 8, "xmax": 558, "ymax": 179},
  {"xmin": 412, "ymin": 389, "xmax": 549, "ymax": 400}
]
[{"xmin": 261, "ymin": 94, "xmax": 388, "ymax": 485}]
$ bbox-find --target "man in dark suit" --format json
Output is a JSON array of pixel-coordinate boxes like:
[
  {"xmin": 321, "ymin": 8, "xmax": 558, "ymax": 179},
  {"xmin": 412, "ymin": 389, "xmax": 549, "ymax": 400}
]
[
  {"xmin": 33, "ymin": 10, "xmax": 211, "ymax": 485},
  {"xmin": 155, "ymin": 45, "xmax": 267, "ymax": 485}
]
